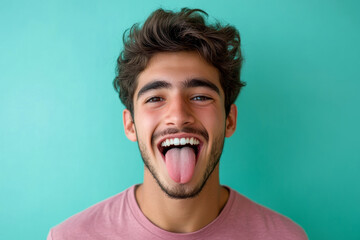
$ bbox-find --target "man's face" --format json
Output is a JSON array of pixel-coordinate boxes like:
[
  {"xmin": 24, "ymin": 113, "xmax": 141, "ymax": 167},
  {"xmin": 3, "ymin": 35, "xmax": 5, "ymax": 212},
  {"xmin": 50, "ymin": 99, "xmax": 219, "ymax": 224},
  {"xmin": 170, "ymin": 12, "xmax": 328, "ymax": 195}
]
[{"xmin": 123, "ymin": 51, "xmax": 236, "ymax": 199}]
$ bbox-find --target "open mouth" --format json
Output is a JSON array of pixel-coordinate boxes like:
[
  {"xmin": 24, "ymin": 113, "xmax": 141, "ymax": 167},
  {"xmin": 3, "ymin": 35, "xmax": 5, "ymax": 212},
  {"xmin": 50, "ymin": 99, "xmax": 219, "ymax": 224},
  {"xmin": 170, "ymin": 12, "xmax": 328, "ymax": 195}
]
[
  {"xmin": 157, "ymin": 137, "xmax": 202, "ymax": 161},
  {"xmin": 157, "ymin": 136, "xmax": 202, "ymax": 184}
]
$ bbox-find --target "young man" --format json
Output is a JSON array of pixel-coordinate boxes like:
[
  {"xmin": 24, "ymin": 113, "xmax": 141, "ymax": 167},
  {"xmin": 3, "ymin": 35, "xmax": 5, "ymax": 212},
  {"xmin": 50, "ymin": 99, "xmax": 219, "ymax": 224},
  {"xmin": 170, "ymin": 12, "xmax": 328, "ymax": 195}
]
[{"xmin": 48, "ymin": 8, "xmax": 307, "ymax": 239}]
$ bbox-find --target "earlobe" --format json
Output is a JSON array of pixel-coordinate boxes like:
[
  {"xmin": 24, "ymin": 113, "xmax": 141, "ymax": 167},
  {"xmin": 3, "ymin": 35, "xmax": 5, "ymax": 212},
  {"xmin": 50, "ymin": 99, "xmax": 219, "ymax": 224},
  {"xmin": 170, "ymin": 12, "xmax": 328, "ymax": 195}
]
[
  {"xmin": 225, "ymin": 104, "xmax": 237, "ymax": 138},
  {"xmin": 123, "ymin": 109, "xmax": 137, "ymax": 142}
]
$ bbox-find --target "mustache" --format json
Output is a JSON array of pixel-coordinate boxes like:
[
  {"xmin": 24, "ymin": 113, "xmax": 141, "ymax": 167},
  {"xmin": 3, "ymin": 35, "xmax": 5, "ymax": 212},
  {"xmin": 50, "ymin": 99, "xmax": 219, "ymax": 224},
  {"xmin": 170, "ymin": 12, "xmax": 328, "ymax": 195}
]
[{"xmin": 152, "ymin": 126, "xmax": 209, "ymax": 143}]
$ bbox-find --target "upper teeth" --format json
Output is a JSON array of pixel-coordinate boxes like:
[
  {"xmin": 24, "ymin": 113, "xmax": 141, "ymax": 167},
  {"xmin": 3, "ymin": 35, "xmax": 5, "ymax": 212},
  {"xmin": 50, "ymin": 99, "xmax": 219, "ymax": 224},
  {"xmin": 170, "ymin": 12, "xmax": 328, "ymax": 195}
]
[{"xmin": 161, "ymin": 137, "xmax": 200, "ymax": 147}]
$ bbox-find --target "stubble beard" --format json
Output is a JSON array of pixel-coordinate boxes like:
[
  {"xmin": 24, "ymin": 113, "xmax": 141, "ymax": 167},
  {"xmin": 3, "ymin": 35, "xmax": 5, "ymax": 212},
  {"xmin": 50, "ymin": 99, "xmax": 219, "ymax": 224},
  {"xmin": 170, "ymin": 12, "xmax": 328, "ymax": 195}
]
[{"xmin": 137, "ymin": 130, "xmax": 225, "ymax": 199}]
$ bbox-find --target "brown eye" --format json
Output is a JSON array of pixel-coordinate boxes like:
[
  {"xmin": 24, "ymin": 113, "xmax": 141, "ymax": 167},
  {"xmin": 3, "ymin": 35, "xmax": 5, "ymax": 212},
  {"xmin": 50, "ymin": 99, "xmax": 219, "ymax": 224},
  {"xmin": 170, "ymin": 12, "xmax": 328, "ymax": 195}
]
[
  {"xmin": 146, "ymin": 96, "xmax": 164, "ymax": 103},
  {"xmin": 191, "ymin": 96, "xmax": 212, "ymax": 101}
]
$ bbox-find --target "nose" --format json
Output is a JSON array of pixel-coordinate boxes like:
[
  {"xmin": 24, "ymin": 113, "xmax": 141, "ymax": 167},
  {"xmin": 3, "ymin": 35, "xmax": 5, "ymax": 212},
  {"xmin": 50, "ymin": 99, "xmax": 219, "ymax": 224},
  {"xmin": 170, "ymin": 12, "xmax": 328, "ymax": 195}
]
[{"xmin": 165, "ymin": 95, "xmax": 195, "ymax": 127}]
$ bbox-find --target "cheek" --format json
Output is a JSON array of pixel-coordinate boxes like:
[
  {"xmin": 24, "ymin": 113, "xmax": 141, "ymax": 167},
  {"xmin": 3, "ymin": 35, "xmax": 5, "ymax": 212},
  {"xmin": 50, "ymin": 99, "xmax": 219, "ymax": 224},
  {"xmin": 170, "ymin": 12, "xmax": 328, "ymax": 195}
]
[
  {"xmin": 135, "ymin": 109, "xmax": 161, "ymax": 140},
  {"xmin": 197, "ymin": 107, "xmax": 226, "ymax": 134}
]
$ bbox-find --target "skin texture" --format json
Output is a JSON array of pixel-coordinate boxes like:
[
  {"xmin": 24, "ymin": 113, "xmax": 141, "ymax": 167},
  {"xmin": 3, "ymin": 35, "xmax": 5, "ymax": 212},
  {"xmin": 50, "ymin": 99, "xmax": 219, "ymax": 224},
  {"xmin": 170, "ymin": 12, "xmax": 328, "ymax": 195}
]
[{"xmin": 123, "ymin": 51, "xmax": 237, "ymax": 233}]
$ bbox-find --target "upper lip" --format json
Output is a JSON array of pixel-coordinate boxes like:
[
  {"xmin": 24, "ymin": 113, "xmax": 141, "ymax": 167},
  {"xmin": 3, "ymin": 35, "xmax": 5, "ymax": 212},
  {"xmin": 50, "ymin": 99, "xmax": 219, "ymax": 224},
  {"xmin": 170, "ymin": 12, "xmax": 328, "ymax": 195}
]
[{"xmin": 157, "ymin": 133, "xmax": 203, "ymax": 147}]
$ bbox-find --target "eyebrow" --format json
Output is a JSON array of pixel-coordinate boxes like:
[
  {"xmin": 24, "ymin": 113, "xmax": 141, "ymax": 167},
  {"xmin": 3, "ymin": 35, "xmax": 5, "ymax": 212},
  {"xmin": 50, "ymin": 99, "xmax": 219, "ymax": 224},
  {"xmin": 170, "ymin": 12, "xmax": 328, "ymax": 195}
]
[
  {"xmin": 137, "ymin": 80, "xmax": 171, "ymax": 100},
  {"xmin": 183, "ymin": 78, "xmax": 220, "ymax": 95},
  {"xmin": 136, "ymin": 78, "xmax": 220, "ymax": 100}
]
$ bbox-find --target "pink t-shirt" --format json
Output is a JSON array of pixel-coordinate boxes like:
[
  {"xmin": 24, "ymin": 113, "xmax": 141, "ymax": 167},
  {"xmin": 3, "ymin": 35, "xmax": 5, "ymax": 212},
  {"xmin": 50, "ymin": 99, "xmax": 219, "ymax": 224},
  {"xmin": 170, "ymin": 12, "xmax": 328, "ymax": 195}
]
[{"xmin": 48, "ymin": 185, "xmax": 307, "ymax": 240}]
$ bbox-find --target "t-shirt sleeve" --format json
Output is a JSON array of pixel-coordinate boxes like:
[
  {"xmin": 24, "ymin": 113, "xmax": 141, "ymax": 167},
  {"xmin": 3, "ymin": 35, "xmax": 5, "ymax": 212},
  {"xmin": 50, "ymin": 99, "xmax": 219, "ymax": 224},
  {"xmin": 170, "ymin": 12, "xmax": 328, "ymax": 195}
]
[{"xmin": 47, "ymin": 229, "xmax": 53, "ymax": 240}]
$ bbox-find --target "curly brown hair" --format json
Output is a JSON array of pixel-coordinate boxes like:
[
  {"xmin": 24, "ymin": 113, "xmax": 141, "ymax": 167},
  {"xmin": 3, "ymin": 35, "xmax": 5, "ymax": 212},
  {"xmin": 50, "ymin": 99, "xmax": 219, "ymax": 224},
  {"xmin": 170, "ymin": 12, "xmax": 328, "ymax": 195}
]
[{"xmin": 113, "ymin": 8, "xmax": 245, "ymax": 116}]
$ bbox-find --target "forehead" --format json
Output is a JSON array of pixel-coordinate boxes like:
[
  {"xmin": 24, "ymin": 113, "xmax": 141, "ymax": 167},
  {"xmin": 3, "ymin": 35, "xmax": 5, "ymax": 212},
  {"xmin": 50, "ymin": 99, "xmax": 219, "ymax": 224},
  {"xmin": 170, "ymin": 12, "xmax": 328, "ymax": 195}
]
[{"xmin": 135, "ymin": 51, "xmax": 222, "ymax": 95}]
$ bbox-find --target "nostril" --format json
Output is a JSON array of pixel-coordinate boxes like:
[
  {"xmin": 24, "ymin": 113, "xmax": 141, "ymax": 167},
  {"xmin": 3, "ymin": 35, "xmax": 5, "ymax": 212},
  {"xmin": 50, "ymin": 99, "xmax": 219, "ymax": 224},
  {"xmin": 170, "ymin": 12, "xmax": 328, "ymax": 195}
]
[{"xmin": 165, "ymin": 113, "xmax": 195, "ymax": 126}]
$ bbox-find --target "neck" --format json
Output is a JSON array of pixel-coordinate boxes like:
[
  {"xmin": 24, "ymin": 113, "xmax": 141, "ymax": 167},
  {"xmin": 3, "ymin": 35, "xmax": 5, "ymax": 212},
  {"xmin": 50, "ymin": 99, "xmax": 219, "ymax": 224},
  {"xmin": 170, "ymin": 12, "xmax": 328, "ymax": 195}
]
[{"xmin": 135, "ymin": 165, "xmax": 229, "ymax": 233}]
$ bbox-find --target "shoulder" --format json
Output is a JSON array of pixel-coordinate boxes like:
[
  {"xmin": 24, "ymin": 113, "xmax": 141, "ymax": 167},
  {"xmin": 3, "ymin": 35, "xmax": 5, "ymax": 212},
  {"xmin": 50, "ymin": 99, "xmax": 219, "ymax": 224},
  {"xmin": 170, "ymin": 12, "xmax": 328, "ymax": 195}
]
[
  {"xmin": 48, "ymin": 186, "xmax": 134, "ymax": 240},
  {"xmin": 227, "ymin": 188, "xmax": 308, "ymax": 240}
]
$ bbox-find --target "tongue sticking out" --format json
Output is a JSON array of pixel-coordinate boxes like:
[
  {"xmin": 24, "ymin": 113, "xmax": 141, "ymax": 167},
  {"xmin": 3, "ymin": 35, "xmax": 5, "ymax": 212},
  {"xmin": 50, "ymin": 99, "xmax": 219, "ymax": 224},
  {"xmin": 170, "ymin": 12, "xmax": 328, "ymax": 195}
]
[{"xmin": 165, "ymin": 147, "xmax": 196, "ymax": 184}]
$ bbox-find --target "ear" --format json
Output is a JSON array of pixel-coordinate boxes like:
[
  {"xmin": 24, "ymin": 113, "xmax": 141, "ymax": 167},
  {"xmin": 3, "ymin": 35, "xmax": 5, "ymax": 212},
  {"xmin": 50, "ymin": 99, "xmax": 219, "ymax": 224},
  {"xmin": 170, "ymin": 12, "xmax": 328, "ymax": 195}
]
[
  {"xmin": 123, "ymin": 109, "xmax": 137, "ymax": 142},
  {"xmin": 225, "ymin": 104, "xmax": 237, "ymax": 138}
]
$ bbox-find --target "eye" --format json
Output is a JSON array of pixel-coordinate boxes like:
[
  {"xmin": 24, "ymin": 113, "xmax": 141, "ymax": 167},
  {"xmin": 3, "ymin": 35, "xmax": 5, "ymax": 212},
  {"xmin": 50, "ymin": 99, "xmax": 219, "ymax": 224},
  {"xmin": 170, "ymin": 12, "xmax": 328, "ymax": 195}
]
[
  {"xmin": 145, "ymin": 96, "xmax": 164, "ymax": 103},
  {"xmin": 191, "ymin": 95, "xmax": 212, "ymax": 101}
]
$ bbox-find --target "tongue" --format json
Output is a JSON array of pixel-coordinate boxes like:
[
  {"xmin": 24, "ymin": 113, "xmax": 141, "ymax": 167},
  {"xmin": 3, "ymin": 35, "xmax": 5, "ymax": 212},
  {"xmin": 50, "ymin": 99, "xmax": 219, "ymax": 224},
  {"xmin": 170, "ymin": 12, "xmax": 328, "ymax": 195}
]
[{"xmin": 165, "ymin": 147, "xmax": 196, "ymax": 184}]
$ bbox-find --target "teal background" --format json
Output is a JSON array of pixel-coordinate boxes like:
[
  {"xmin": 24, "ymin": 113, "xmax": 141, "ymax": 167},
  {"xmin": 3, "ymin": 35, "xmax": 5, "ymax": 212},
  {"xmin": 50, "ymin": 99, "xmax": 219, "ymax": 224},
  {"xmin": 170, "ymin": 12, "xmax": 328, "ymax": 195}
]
[{"xmin": 1, "ymin": 0, "xmax": 359, "ymax": 239}]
